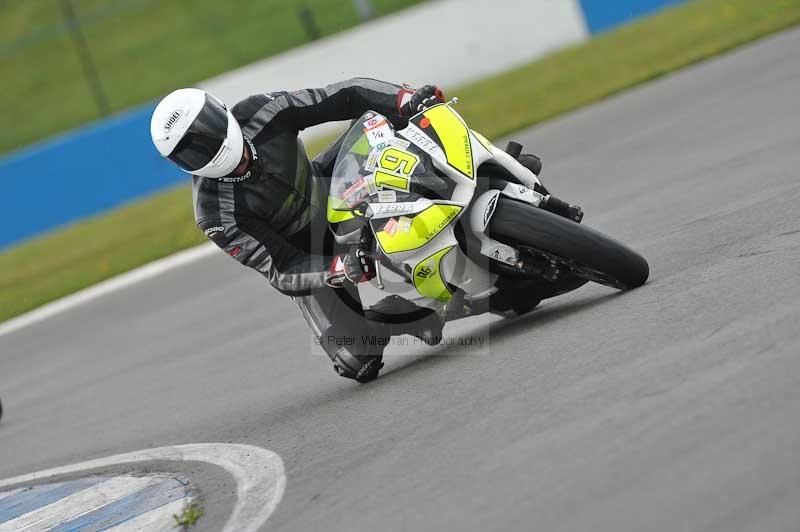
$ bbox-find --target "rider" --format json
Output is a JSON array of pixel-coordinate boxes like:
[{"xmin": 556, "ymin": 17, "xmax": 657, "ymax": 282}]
[{"xmin": 150, "ymin": 79, "xmax": 448, "ymax": 382}]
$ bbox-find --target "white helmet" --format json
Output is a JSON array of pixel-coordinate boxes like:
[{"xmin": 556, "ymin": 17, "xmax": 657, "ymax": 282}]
[{"xmin": 150, "ymin": 88, "xmax": 244, "ymax": 178}]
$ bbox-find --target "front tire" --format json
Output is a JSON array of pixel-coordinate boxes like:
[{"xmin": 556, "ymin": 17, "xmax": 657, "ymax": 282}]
[{"xmin": 488, "ymin": 197, "xmax": 649, "ymax": 290}]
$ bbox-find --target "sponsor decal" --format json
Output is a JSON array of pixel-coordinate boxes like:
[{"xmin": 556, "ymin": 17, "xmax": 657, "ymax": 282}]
[
  {"xmin": 463, "ymin": 133, "xmax": 473, "ymax": 176},
  {"xmin": 400, "ymin": 124, "xmax": 442, "ymax": 158},
  {"xmin": 245, "ymin": 135, "xmax": 259, "ymax": 161},
  {"xmin": 388, "ymin": 137, "xmax": 411, "ymax": 149},
  {"xmin": 163, "ymin": 110, "xmax": 182, "ymax": 132},
  {"xmin": 372, "ymin": 203, "xmax": 415, "ymax": 216},
  {"xmin": 398, "ymin": 215, "xmax": 412, "ymax": 233},
  {"xmin": 364, "ymin": 149, "xmax": 379, "ymax": 172},
  {"xmin": 364, "ymin": 120, "xmax": 393, "ymax": 147},
  {"xmin": 483, "ymin": 193, "xmax": 499, "ymax": 226},
  {"xmin": 363, "ymin": 117, "xmax": 386, "ymax": 130},
  {"xmin": 218, "ymin": 136, "xmax": 258, "ymax": 183},
  {"xmin": 364, "ymin": 175, "xmax": 378, "ymax": 195},
  {"xmin": 420, "ymin": 117, "xmax": 431, "ymax": 129},
  {"xmin": 229, "ymin": 246, "xmax": 242, "ymax": 258},
  {"xmin": 219, "ymin": 173, "xmax": 251, "ymax": 183},
  {"xmin": 204, "ymin": 226, "xmax": 224, "ymax": 238},
  {"xmin": 378, "ymin": 190, "xmax": 397, "ymax": 203},
  {"xmin": 425, "ymin": 207, "xmax": 459, "ymax": 241},
  {"xmin": 342, "ymin": 177, "xmax": 367, "ymax": 206},
  {"xmin": 417, "ymin": 265, "xmax": 434, "ymax": 279},
  {"xmin": 384, "ymin": 217, "xmax": 399, "ymax": 236}
]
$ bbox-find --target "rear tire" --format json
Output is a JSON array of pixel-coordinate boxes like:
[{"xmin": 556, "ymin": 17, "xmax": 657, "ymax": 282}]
[{"xmin": 488, "ymin": 197, "xmax": 649, "ymax": 290}]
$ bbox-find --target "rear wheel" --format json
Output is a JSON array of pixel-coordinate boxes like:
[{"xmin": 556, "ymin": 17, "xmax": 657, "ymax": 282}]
[{"xmin": 488, "ymin": 197, "xmax": 649, "ymax": 290}]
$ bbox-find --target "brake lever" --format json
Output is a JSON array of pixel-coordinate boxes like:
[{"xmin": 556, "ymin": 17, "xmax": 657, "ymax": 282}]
[{"xmin": 356, "ymin": 213, "xmax": 385, "ymax": 290}]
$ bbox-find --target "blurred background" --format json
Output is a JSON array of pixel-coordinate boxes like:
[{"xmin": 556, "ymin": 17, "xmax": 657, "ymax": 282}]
[
  {"xmin": 5, "ymin": 4, "xmax": 800, "ymax": 530},
  {"xmin": 2, "ymin": 0, "xmax": 423, "ymax": 155},
  {"xmin": 3, "ymin": 0, "xmax": 796, "ymax": 323}
]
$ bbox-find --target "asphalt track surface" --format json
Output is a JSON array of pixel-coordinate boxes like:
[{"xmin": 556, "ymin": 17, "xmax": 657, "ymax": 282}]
[{"xmin": 2, "ymin": 28, "xmax": 800, "ymax": 531}]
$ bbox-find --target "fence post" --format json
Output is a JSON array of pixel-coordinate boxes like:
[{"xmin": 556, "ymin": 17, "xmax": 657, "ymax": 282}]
[
  {"xmin": 354, "ymin": 0, "xmax": 375, "ymax": 21},
  {"xmin": 60, "ymin": 0, "xmax": 111, "ymax": 117},
  {"xmin": 298, "ymin": 6, "xmax": 321, "ymax": 41}
]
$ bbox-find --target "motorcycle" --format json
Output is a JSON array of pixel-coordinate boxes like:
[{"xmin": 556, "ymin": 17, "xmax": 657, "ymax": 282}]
[{"xmin": 327, "ymin": 100, "xmax": 648, "ymax": 327}]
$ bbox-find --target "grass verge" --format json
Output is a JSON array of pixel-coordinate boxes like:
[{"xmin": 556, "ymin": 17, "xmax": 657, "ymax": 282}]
[
  {"xmin": 1, "ymin": 0, "xmax": 422, "ymax": 156},
  {"xmin": 3, "ymin": 0, "xmax": 800, "ymax": 324},
  {"xmin": 173, "ymin": 503, "xmax": 203, "ymax": 529}
]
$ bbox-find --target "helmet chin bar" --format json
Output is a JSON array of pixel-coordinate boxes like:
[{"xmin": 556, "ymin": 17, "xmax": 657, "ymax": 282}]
[
  {"xmin": 218, "ymin": 135, "xmax": 260, "ymax": 183},
  {"xmin": 190, "ymin": 108, "xmax": 245, "ymax": 178}
]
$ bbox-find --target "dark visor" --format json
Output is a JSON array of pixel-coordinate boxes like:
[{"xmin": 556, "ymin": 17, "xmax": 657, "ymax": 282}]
[{"xmin": 168, "ymin": 94, "xmax": 228, "ymax": 172}]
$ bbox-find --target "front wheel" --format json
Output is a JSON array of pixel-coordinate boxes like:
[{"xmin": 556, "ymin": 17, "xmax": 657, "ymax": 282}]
[{"xmin": 487, "ymin": 197, "xmax": 649, "ymax": 290}]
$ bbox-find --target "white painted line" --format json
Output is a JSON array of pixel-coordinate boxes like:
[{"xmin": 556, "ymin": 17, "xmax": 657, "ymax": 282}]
[
  {"xmin": 0, "ymin": 476, "xmax": 157, "ymax": 532},
  {"xmin": 0, "ymin": 243, "xmax": 217, "ymax": 338},
  {"xmin": 105, "ymin": 497, "xmax": 189, "ymax": 532},
  {"xmin": 0, "ymin": 443, "xmax": 286, "ymax": 532}
]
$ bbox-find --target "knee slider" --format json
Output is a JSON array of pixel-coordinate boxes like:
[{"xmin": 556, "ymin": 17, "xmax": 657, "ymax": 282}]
[{"xmin": 331, "ymin": 347, "xmax": 383, "ymax": 383}]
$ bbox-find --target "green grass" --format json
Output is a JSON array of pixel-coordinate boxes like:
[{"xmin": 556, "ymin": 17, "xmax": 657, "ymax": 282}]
[
  {"xmin": 3, "ymin": 0, "xmax": 800, "ymax": 324},
  {"xmin": 455, "ymin": 0, "xmax": 800, "ymax": 140},
  {"xmin": 173, "ymin": 503, "xmax": 203, "ymax": 528},
  {"xmin": 1, "ymin": 186, "xmax": 206, "ymax": 322},
  {"xmin": 0, "ymin": 0, "xmax": 423, "ymax": 156}
]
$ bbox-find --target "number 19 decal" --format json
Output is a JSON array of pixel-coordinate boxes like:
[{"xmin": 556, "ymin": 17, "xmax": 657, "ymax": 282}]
[{"xmin": 374, "ymin": 147, "xmax": 420, "ymax": 192}]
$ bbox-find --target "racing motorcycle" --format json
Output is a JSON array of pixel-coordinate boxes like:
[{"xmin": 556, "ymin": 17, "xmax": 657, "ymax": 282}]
[{"xmin": 327, "ymin": 100, "xmax": 648, "ymax": 327}]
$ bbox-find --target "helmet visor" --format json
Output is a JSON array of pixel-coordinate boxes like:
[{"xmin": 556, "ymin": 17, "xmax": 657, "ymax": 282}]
[{"xmin": 168, "ymin": 94, "xmax": 229, "ymax": 172}]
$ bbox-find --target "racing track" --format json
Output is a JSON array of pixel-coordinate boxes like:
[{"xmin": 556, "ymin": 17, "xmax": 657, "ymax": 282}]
[{"xmin": 2, "ymin": 28, "xmax": 800, "ymax": 532}]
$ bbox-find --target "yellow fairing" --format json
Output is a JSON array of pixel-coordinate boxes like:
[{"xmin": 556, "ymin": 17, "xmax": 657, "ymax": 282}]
[
  {"xmin": 423, "ymin": 105, "xmax": 474, "ymax": 179},
  {"xmin": 376, "ymin": 204, "xmax": 462, "ymax": 254},
  {"xmin": 327, "ymin": 196, "xmax": 355, "ymax": 223},
  {"xmin": 413, "ymin": 246, "xmax": 455, "ymax": 302}
]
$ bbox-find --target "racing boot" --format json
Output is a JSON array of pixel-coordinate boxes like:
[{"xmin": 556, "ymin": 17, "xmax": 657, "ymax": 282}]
[
  {"xmin": 490, "ymin": 274, "xmax": 589, "ymax": 319},
  {"xmin": 321, "ymin": 323, "xmax": 387, "ymax": 383},
  {"xmin": 490, "ymin": 277, "xmax": 542, "ymax": 318},
  {"xmin": 365, "ymin": 295, "xmax": 444, "ymax": 346}
]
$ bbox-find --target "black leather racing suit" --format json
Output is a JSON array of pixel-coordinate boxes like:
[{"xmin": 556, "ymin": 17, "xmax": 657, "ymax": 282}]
[{"xmin": 192, "ymin": 79, "xmax": 423, "ymax": 377}]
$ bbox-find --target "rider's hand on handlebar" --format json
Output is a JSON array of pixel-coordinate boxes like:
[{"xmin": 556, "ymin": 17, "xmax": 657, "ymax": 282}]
[
  {"xmin": 324, "ymin": 246, "xmax": 377, "ymax": 288},
  {"xmin": 401, "ymin": 85, "xmax": 445, "ymax": 117}
]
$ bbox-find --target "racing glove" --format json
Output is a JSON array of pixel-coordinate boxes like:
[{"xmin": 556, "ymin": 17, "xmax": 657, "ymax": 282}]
[
  {"xmin": 400, "ymin": 85, "xmax": 446, "ymax": 117},
  {"xmin": 325, "ymin": 246, "xmax": 376, "ymax": 288}
]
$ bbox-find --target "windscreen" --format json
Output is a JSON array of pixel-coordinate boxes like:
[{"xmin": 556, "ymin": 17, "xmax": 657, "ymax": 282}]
[{"xmin": 330, "ymin": 112, "xmax": 437, "ymax": 211}]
